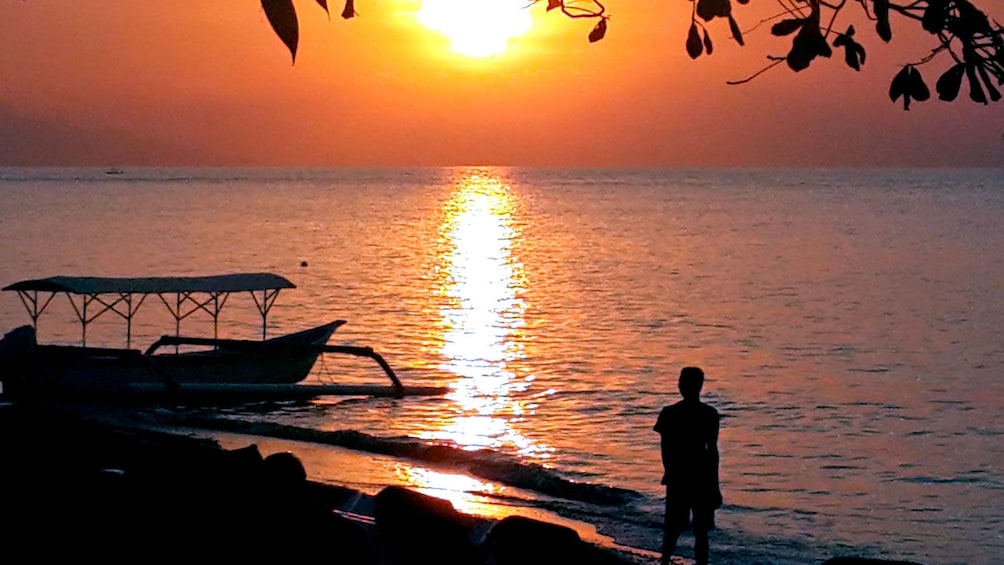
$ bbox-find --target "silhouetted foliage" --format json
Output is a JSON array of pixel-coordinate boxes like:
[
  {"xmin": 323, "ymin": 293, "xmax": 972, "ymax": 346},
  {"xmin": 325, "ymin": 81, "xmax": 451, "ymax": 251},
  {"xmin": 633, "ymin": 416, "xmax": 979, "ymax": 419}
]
[
  {"xmin": 588, "ymin": 18, "xmax": 607, "ymax": 43},
  {"xmin": 688, "ymin": 22, "xmax": 704, "ymax": 59},
  {"xmin": 261, "ymin": 0, "xmax": 298, "ymax": 63},
  {"xmin": 889, "ymin": 65, "xmax": 931, "ymax": 110},
  {"xmin": 260, "ymin": 0, "xmax": 1003, "ymax": 111},
  {"xmin": 341, "ymin": 0, "xmax": 356, "ymax": 20},
  {"xmin": 833, "ymin": 27, "xmax": 867, "ymax": 72}
]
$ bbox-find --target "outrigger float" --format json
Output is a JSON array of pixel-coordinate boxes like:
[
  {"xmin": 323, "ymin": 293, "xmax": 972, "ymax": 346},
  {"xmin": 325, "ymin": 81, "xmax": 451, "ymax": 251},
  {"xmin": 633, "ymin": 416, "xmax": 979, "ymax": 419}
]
[{"xmin": 0, "ymin": 273, "xmax": 447, "ymax": 402}]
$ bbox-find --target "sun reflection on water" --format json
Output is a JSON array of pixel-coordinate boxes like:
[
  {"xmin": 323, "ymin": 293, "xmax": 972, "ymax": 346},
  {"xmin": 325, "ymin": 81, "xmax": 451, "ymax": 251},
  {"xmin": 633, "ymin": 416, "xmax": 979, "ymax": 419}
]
[{"xmin": 419, "ymin": 169, "xmax": 551, "ymax": 461}]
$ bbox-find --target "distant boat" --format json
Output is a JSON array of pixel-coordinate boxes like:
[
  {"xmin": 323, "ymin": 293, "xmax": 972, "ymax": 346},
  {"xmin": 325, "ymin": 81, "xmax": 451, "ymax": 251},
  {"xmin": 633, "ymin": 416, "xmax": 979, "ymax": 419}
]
[
  {"xmin": 0, "ymin": 273, "xmax": 442, "ymax": 401},
  {"xmin": 105, "ymin": 168, "xmax": 124, "ymax": 175}
]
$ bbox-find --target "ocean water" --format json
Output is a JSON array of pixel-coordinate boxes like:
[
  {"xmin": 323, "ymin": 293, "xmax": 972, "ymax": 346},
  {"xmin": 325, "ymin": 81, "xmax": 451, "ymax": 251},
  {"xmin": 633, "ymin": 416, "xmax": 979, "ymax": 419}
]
[{"xmin": 0, "ymin": 167, "xmax": 1001, "ymax": 564}]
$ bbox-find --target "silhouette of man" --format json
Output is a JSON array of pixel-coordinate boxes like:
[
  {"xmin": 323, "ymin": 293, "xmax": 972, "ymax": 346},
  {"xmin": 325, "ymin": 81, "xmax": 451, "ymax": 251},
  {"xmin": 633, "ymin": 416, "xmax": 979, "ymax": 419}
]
[{"xmin": 654, "ymin": 366, "xmax": 721, "ymax": 565}]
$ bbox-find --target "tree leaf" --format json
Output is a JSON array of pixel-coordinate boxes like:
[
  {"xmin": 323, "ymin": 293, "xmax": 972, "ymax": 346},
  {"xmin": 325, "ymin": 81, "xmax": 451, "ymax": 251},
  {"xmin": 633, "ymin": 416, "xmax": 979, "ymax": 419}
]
[
  {"xmin": 908, "ymin": 66, "xmax": 930, "ymax": 102},
  {"xmin": 771, "ymin": 19, "xmax": 805, "ymax": 37},
  {"xmin": 729, "ymin": 15, "xmax": 744, "ymax": 46},
  {"xmin": 703, "ymin": 28, "xmax": 714, "ymax": 55},
  {"xmin": 922, "ymin": 0, "xmax": 948, "ymax": 34},
  {"xmin": 696, "ymin": 0, "xmax": 731, "ymax": 22},
  {"xmin": 833, "ymin": 25, "xmax": 854, "ymax": 47},
  {"xmin": 965, "ymin": 63, "xmax": 988, "ymax": 104},
  {"xmin": 687, "ymin": 22, "xmax": 703, "ymax": 59},
  {"xmin": 786, "ymin": 22, "xmax": 828, "ymax": 72},
  {"xmin": 547, "ymin": 0, "xmax": 563, "ymax": 11},
  {"xmin": 816, "ymin": 33, "xmax": 832, "ymax": 59},
  {"xmin": 936, "ymin": 64, "xmax": 966, "ymax": 101},
  {"xmin": 845, "ymin": 45, "xmax": 862, "ymax": 70},
  {"xmin": 874, "ymin": 0, "xmax": 892, "ymax": 42},
  {"xmin": 341, "ymin": 0, "xmax": 357, "ymax": 19},
  {"xmin": 787, "ymin": 43, "xmax": 812, "ymax": 71},
  {"xmin": 956, "ymin": 0, "xmax": 993, "ymax": 36},
  {"xmin": 262, "ymin": 0, "xmax": 298, "ymax": 64},
  {"xmin": 889, "ymin": 65, "xmax": 912, "ymax": 109},
  {"xmin": 696, "ymin": 0, "xmax": 713, "ymax": 22},
  {"xmin": 835, "ymin": 31, "xmax": 865, "ymax": 71},
  {"xmin": 976, "ymin": 63, "xmax": 1002, "ymax": 101},
  {"xmin": 588, "ymin": 18, "xmax": 607, "ymax": 43}
]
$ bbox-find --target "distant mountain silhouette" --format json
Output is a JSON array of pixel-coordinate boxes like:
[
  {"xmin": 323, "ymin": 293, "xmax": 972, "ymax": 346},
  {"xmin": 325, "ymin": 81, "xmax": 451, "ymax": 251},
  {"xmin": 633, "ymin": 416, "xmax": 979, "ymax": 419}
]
[{"xmin": 0, "ymin": 105, "xmax": 205, "ymax": 166}]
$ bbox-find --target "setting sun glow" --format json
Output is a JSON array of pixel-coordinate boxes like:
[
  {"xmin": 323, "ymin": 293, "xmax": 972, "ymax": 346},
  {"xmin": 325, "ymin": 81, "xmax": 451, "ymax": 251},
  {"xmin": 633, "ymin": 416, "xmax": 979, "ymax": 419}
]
[{"xmin": 417, "ymin": 0, "xmax": 533, "ymax": 57}]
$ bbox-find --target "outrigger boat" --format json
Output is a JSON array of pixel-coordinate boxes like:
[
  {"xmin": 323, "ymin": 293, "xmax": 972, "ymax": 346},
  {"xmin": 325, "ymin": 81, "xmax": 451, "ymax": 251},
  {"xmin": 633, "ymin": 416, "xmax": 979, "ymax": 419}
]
[{"xmin": 0, "ymin": 273, "xmax": 446, "ymax": 401}]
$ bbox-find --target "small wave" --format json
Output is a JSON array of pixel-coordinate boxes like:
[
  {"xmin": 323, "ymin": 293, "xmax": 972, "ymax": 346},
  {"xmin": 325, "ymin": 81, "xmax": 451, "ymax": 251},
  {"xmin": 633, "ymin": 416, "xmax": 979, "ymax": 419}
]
[
  {"xmin": 173, "ymin": 415, "xmax": 641, "ymax": 506},
  {"xmin": 895, "ymin": 475, "xmax": 991, "ymax": 485}
]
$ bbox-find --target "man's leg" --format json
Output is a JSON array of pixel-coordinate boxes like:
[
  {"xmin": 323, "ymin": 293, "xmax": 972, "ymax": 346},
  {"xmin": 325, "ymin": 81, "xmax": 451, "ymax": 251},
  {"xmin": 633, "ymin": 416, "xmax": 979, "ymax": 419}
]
[
  {"xmin": 661, "ymin": 527, "xmax": 681, "ymax": 565},
  {"xmin": 662, "ymin": 488, "xmax": 685, "ymax": 564},
  {"xmin": 693, "ymin": 529, "xmax": 709, "ymax": 565},
  {"xmin": 692, "ymin": 507, "xmax": 714, "ymax": 565}
]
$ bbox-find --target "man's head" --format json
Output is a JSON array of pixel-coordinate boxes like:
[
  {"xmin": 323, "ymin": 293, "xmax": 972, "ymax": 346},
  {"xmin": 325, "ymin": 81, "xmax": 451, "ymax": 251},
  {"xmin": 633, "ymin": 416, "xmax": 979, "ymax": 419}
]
[{"xmin": 678, "ymin": 366, "xmax": 705, "ymax": 400}]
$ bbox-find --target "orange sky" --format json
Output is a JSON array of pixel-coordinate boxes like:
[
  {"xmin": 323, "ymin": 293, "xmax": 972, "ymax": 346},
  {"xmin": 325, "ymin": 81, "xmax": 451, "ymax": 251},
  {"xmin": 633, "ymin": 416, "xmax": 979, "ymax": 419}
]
[{"xmin": 0, "ymin": 0, "xmax": 1001, "ymax": 167}]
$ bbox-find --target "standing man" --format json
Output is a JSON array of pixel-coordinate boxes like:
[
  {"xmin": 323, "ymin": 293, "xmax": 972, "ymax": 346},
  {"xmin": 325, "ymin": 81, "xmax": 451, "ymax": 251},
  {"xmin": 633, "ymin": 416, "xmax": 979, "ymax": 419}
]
[{"xmin": 654, "ymin": 366, "xmax": 721, "ymax": 565}]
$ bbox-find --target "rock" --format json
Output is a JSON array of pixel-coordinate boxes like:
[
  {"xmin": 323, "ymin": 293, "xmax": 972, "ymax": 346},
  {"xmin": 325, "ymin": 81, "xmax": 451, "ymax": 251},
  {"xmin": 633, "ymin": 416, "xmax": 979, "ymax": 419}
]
[
  {"xmin": 374, "ymin": 485, "xmax": 480, "ymax": 565},
  {"xmin": 263, "ymin": 450, "xmax": 307, "ymax": 485},
  {"xmin": 486, "ymin": 514, "xmax": 585, "ymax": 565}
]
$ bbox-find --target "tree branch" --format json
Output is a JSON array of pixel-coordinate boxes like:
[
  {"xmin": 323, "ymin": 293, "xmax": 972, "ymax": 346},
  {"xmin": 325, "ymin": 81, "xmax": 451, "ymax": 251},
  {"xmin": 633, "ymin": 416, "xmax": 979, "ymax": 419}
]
[{"xmin": 727, "ymin": 58, "xmax": 787, "ymax": 85}]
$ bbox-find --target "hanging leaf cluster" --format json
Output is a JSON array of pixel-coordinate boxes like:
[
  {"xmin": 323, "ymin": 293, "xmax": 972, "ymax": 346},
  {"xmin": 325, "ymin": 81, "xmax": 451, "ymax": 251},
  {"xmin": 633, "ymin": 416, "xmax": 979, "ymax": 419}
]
[
  {"xmin": 751, "ymin": 0, "xmax": 1002, "ymax": 110},
  {"xmin": 771, "ymin": 8, "xmax": 832, "ymax": 72},
  {"xmin": 876, "ymin": 0, "xmax": 1003, "ymax": 109},
  {"xmin": 537, "ymin": 0, "xmax": 611, "ymax": 44},
  {"xmin": 261, "ymin": 0, "xmax": 355, "ymax": 63},
  {"xmin": 889, "ymin": 65, "xmax": 930, "ymax": 110},
  {"xmin": 686, "ymin": 0, "xmax": 745, "ymax": 59},
  {"xmin": 256, "ymin": 0, "xmax": 1003, "ymax": 113},
  {"xmin": 833, "ymin": 26, "xmax": 866, "ymax": 71}
]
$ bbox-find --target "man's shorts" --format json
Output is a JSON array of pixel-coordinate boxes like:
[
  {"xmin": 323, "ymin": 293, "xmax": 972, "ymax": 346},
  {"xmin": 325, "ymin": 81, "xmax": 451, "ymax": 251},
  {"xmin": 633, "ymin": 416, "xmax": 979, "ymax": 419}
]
[{"xmin": 665, "ymin": 487, "xmax": 716, "ymax": 533}]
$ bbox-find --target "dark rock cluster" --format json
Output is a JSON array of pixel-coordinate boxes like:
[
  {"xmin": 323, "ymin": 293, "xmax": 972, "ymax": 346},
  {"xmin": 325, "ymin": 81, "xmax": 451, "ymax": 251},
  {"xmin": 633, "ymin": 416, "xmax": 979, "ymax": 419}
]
[
  {"xmin": 1, "ymin": 405, "xmax": 927, "ymax": 565},
  {"xmin": 0, "ymin": 404, "xmax": 635, "ymax": 564}
]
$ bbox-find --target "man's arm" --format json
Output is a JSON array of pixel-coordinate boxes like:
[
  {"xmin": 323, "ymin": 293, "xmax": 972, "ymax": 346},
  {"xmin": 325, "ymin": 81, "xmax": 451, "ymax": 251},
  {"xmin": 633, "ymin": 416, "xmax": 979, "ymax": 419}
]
[
  {"xmin": 709, "ymin": 410, "xmax": 722, "ymax": 507},
  {"xmin": 654, "ymin": 407, "xmax": 671, "ymax": 483},
  {"xmin": 709, "ymin": 411, "xmax": 720, "ymax": 470}
]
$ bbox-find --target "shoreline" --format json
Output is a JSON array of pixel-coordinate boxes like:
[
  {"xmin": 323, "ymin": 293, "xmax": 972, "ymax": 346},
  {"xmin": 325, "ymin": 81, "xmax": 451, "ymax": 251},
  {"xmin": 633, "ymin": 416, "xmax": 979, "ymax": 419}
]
[
  {"xmin": 0, "ymin": 401, "xmax": 652, "ymax": 564},
  {"xmin": 0, "ymin": 401, "xmax": 934, "ymax": 565}
]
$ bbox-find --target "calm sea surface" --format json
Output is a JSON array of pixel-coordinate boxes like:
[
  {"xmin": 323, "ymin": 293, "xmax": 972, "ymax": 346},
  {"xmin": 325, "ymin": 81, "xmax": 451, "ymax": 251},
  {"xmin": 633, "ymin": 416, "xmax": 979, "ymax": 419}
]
[{"xmin": 0, "ymin": 167, "xmax": 1001, "ymax": 564}]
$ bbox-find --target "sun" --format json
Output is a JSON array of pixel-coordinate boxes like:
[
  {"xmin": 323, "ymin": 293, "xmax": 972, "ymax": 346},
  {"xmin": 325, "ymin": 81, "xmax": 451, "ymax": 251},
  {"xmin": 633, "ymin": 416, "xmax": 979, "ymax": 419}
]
[{"xmin": 417, "ymin": 0, "xmax": 533, "ymax": 58}]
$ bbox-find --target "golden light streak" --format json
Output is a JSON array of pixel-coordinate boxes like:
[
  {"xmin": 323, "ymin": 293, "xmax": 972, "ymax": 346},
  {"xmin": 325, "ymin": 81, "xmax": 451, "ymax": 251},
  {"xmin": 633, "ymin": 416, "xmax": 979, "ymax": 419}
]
[{"xmin": 423, "ymin": 169, "xmax": 551, "ymax": 461}]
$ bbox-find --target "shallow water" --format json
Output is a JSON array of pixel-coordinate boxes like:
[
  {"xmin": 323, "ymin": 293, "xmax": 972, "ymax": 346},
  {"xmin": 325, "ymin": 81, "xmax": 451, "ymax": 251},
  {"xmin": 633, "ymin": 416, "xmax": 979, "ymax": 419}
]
[{"xmin": 1, "ymin": 167, "xmax": 1002, "ymax": 564}]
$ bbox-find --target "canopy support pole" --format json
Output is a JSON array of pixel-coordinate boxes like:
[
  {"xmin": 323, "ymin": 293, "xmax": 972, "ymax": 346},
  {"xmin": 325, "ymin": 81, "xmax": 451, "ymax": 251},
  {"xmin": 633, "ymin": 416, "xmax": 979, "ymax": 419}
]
[
  {"xmin": 15, "ymin": 290, "xmax": 56, "ymax": 334},
  {"xmin": 250, "ymin": 289, "xmax": 281, "ymax": 339}
]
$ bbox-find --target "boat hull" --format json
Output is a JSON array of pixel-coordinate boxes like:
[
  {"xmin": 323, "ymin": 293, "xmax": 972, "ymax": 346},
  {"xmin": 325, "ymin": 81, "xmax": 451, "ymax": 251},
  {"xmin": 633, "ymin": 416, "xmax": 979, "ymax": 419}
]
[{"xmin": 1, "ymin": 322, "xmax": 341, "ymax": 397}]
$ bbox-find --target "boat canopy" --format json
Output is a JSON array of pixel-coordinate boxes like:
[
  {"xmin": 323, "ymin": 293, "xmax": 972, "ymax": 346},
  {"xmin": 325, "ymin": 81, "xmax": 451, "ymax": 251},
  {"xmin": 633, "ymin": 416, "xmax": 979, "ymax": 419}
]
[
  {"xmin": 3, "ymin": 273, "xmax": 295, "ymax": 295},
  {"xmin": 3, "ymin": 273, "xmax": 297, "ymax": 346}
]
